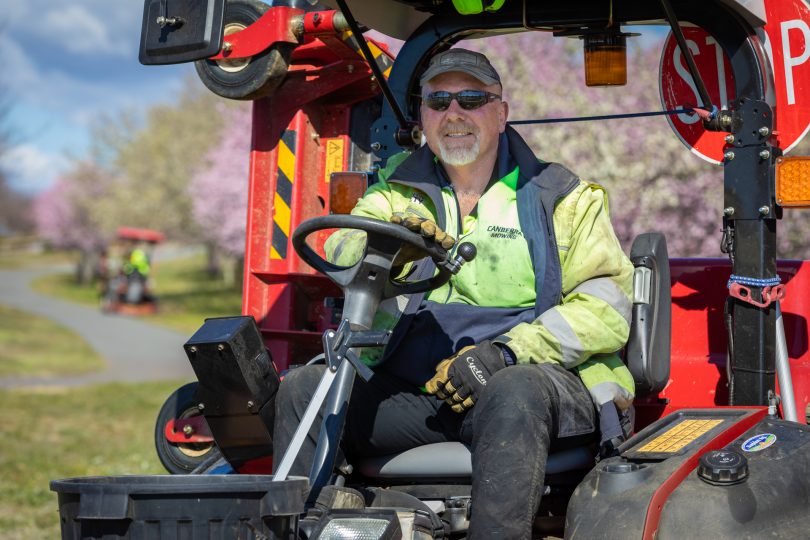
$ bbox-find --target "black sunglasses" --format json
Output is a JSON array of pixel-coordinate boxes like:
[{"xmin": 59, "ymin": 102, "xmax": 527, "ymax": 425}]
[{"xmin": 422, "ymin": 90, "xmax": 501, "ymax": 111}]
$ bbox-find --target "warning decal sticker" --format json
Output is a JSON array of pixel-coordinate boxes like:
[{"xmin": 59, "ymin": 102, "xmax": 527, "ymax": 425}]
[
  {"xmin": 635, "ymin": 419, "xmax": 724, "ymax": 455},
  {"xmin": 324, "ymin": 139, "xmax": 345, "ymax": 184}
]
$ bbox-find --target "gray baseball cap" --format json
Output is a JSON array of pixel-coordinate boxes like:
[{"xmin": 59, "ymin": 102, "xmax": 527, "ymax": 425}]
[{"xmin": 419, "ymin": 48, "xmax": 501, "ymax": 87}]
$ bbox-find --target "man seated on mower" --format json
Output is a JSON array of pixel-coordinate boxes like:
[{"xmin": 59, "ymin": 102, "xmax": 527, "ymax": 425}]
[{"xmin": 275, "ymin": 48, "xmax": 635, "ymax": 538}]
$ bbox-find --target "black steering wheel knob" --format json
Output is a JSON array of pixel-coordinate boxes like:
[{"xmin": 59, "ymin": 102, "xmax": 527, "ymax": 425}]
[{"xmin": 457, "ymin": 242, "xmax": 477, "ymax": 262}]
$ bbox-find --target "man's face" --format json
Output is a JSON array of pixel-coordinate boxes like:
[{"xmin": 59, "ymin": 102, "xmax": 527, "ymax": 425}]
[{"xmin": 420, "ymin": 71, "xmax": 508, "ymax": 167}]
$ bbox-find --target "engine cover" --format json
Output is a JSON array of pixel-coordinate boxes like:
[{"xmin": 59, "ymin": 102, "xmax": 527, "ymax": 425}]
[{"xmin": 566, "ymin": 408, "xmax": 810, "ymax": 539}]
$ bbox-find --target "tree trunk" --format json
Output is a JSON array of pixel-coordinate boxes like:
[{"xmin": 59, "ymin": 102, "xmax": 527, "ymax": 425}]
[
  {"xmin": 235, "ymin": 256, "xmax": 244, "ymax": 290},
  {"xmin": 220, "ymin": 255, "xmax": 245, "ymax": 289},
  {"xmin": 206, "ymin": 241, "xmax": 221, "ymax": 277},
  {"xmin": 75, "ymin": 250, "xmax": 98, "ymax": 285}
]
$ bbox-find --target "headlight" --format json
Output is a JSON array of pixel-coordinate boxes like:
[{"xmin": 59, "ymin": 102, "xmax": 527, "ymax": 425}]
[
  {"xmin": 318, "ymin": 517, "xmax": 395, "ymax": 539},
  {"xmin": 311, "ymin": 510, "xmax": 400, "ymax": 540}
]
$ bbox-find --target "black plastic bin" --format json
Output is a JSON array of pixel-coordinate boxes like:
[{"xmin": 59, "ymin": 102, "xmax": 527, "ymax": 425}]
[{"xmin": 50, "ymin": 474, "xmax": 308, "ymax": 540}]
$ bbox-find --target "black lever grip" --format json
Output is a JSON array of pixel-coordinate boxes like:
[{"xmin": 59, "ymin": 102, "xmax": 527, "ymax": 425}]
[
  {"xmin": 438, "ymin": 241, "xmax": 477, "ymax": 275},
  {"xmin": 457, "ymin": 242, "xmax": 476, "ymax": 262}
]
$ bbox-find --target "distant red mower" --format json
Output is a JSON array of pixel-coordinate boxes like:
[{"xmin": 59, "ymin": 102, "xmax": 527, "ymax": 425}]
[{"xmin": 99, "ymin": 227, "xmax": 163, "ymax": 315}]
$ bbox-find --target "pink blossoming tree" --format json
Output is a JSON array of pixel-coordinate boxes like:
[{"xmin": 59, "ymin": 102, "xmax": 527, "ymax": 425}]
[{"xmin": 189, "ymin": 103, "xmax": 252, "ymax": 284}]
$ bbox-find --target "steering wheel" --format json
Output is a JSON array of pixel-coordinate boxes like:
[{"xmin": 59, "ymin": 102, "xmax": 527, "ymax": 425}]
[{"xmin": 292, "ymin": 215, "xmax": 475, "ymax": 299}]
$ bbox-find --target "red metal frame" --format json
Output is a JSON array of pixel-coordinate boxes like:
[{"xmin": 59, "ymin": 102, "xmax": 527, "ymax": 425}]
[
  {"xmin": 239, "ymin": 11, "xmax": 391, "ymax": 373},
  {"xmin": 209, "ymin": 6, "xmax": 301, "ymax": 61},
  {"xmin": 163, "ymin": 417, "xmax": 214, "ymax": 444}
]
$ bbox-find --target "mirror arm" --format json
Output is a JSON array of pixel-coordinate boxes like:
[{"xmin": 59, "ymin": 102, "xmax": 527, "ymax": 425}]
[
  {"xmin": 658, "ymin": 0, "xmax": 718, "ymax": 127},
  {"xmin": 334, "ymin": 0, "xmax": 413, "ymax": 135}
]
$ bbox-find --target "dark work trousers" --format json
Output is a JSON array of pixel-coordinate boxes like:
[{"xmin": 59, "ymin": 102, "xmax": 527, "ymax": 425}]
[{"xmin": 273, "ymin": 362, "xmax": 597, "ymax": 539}]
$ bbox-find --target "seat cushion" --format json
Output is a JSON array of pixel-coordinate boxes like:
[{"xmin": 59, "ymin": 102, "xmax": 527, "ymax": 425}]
[{"xmin": 356, "ymin": 442, "xmax": 594, "ymax": 479}]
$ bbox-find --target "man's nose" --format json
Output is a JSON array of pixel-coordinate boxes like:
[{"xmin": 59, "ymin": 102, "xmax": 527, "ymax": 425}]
[{"xmin": 444, "ymin": 98, "xmax": 467, "ymax": 118}]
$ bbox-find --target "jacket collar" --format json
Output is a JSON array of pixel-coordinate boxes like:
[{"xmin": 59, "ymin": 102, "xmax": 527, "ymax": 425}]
[
  {"xmin": 386, "ymin": 125, "xmax": 532, "ymax": 189},
  {"xmin": 503, "ymin": 125, "xmax": 545, "ymax": 180}
]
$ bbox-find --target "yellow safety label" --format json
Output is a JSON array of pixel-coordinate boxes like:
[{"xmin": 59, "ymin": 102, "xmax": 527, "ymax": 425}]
[
  {"xmin": 636, "ymin": 419, "xmax": 724, "ymax": 454},
  {"xmin": 324, "ymin": 139, "xmax": 345, "ymax": 184}
]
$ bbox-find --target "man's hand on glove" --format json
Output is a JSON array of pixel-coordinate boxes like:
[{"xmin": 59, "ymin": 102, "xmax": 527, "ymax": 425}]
[
  {"xmin": 390, "ymin": 213, "xmax": 455, "ymax": 267},
  {"xmin": 425, "ymin": 341, "xmax": 507, "ymax": 413}
]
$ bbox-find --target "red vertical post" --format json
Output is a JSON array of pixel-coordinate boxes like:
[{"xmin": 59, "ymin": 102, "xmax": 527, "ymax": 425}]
[{"xmin": 242, "ymin": 99, "xmax": 350, "ymax": 371}]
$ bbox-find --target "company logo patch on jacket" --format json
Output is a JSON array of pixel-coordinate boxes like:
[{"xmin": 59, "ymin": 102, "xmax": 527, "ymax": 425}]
[{"xmin": 487, "ymin": 225, "xmax": 524, "ymax": 240}]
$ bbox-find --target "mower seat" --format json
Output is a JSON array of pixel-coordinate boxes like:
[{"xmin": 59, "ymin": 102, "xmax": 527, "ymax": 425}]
[
  {"xmin": 357, "ymin": 441, "xmax": 594, "ymax": 479},
  {"xmin": 354, "ymin": 233, "xmax": 671, "ymax": 482}
]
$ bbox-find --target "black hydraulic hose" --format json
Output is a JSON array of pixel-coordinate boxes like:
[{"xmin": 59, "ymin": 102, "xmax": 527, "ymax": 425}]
[
  {"xmin": 724, "ymin": 297, "xmax": 735, "ymax": 406},
  {"xmin": 658, "ymin": 0, "xmax": 715, "ymax": 114},
  {"xmin": 334, "ymin": 0, "xmax": 410, "ymax": 131}
]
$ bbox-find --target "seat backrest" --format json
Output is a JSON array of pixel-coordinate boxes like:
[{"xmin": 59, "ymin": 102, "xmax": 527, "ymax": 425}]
[{"xmin": 625, "ymin": 233, "xmax": 671, "ymax": 395}]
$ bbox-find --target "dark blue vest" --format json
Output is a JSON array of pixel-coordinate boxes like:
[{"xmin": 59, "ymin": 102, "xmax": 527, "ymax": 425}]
[{"xmin": 380, "ymin": 127, "xmax": 579, "ymax": 386}]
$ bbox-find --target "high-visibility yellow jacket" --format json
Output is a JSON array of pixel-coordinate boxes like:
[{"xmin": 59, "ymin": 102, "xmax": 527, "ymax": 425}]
[
  {"xmin": 124, "ymin": 248, "xmax": 150, "ymax": 277},
  {"xmin": 326, "ymin": 126, "xmax": 635, "ymax": 410}
]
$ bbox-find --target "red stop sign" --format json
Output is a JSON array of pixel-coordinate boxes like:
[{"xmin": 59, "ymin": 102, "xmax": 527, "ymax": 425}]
[{"xmin": 660, "ymin": 0, "xmax": 810, "ymax": 163}]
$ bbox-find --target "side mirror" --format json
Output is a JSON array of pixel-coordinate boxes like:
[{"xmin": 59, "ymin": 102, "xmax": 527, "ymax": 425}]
[{"xmin": 139, "ymin": 0, "xmax": 226, "ymax": 65}]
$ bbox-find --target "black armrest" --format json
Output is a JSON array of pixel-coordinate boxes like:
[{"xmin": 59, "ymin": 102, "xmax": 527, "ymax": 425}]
[{"xmin": 626, "ymin": 233, "xmax": 671, "ymax": 395}]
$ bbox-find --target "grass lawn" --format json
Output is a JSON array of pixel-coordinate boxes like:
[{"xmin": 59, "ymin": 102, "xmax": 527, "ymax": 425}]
[
  {"xmin": 0, "ymin": 304, "xmax": 105, "ymax": 378},
  {"xmin": 32, "ymin": 253, "xmax": 243, "ymax": 335},
  {"xmin": 29, "ymin": 272, "xmax": 101, "ymax": 306},
  {"xmin": 0, "ymin": 380, "xmax": 182, "ymax": 539},
  {"xmin": 0, "ymin": 249, "xmax": 74, "ymax": 270}
]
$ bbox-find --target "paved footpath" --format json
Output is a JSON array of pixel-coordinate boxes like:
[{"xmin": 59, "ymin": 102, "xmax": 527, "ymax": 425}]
[{"xmin": 0, "ymin": 266, "xmax": 195, "ymax": 389}]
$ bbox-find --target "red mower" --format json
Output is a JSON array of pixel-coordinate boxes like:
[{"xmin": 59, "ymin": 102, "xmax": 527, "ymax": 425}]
[
  {"xmin": 99, "ymin": 226, "xmax": 163, "ymax": 316},
  {"xmin": 52, "ymin": 1, "xmax": 810, "ymax": 538}
]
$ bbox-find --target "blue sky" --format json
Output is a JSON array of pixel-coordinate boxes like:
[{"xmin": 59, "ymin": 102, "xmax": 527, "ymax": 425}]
[{"xmin": 1, "ymin": 1, "xmax": 194, "ymax": 195}]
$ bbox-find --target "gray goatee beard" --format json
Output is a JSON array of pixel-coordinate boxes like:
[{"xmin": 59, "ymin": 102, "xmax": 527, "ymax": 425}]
[{"xmin": 438, "ymin": 123, "xmax": 480, "ymax": 166}]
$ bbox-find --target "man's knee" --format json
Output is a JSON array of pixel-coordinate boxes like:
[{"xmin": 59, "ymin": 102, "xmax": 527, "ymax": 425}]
[
  {"xmin": 487, "ymin": 365, "xmax": 555, "ymax": 402},
  {"xmin": 277, "ymin": 364, "xmax": 324, "ymax": 409},
  {"xmin": 485, "ymin": 364, "xmax": 596, "ymax": 440},
  {"xmin": 477, "ymin": 365, "xmax": 555, "ymax": 418}
]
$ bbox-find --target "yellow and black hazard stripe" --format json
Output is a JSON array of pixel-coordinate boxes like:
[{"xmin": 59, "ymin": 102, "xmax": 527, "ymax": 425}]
[
  {"xmin": 271, "ymin": 130, "xmax": 296, "ymax": 260},
  {"xmin": 340, "ymin": 31, "xmax": 394, "ymax": 79}
]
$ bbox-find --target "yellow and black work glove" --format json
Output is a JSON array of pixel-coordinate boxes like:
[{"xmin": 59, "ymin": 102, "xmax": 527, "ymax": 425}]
[
  {"xmin": 389, "ymin": 212, "xmax": 455, "ymax": 267},
  {"xmin": 425, "ymin": 341, "xmax": 507, "ymax": 413}
]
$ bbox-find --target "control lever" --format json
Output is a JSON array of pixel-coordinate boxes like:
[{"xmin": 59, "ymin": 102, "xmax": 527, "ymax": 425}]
[
  {"xmin": 439, "ymin": 242, "xmax": 477, "ymax": 274},
  {"xmin": 323, "ymin": 319, "xmax": 391, "ymax": 383}
]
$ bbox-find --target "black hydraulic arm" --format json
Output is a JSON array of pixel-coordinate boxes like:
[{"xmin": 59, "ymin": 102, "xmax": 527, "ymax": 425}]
[
  {"xmin": 688, "ymin": 5, "xmax": 776, "ymax": 406},
  {"xmin": 334, "ymin": 0, "xmax": 411, "ymax": 133},
  {"xmin": 658, "ymin": 0, "xmax": 716, "ymax": 118}
]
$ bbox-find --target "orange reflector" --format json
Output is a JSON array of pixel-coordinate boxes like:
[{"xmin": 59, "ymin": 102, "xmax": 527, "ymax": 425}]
[
  {"xmin": 776, "ymin": 156, "xmax": 810, "ymax": 208},
  {"xmin": 584, "ymin": 33, "xmax": 627, "ymax": 87},
  {"xmin": 329, "ymin": 172, "xmax": 368, "ymax": 214}
]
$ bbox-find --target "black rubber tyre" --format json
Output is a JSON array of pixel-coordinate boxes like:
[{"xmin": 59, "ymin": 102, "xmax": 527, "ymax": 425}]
[
  {"xmin": 154, "ymin": 382, "xmax": 216, "ymax": 474},
  {"xmin": 195, "ymin": 0, "xmax": 294, "ymax": 100}
]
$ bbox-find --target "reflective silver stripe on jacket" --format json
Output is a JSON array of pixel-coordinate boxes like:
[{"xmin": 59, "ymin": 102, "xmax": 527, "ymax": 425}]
[
  {"xmin": 537, "ymin": 308, "xmax": 586, "ymax": 369},
  {"xmin": 588, "ymin": 380, "xmax": 635, "ymax": 410},
  {"xmin": 570, "ymin": 277, "xmax": 632, "ymax": 325}
]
